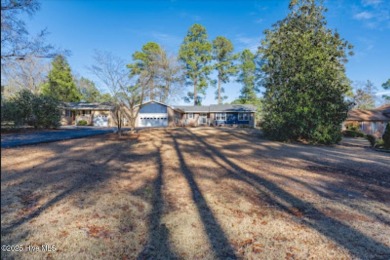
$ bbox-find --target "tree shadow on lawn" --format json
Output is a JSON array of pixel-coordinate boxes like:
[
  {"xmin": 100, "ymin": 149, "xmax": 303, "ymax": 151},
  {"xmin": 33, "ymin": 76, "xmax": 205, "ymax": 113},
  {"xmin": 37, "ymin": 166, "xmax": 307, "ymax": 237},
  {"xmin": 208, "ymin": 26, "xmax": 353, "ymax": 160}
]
[
  {"xmin": 201, "ymin": 128, "xmax": 390, "ymax": 201},
  {"xmin": 137, "ymin": 144, "xmax": 177, "ymax": 260},
  {"xmin": 170, "ymin": 132, "xmax": 238, "ymax": 259},
  {"xmin": 183, "ymin": 128, "xmax": 390, "ymax": 259},
  {"xmin": 1, "ymin": 136, "xmax": 137, "ymax": 240},
  {"xmin": 269, "ymin": 171, "xmax": 390, "ymax": 227},
  {"xmin": 208, "ymin": 128, "xmax": 390, "ymax": 225}
]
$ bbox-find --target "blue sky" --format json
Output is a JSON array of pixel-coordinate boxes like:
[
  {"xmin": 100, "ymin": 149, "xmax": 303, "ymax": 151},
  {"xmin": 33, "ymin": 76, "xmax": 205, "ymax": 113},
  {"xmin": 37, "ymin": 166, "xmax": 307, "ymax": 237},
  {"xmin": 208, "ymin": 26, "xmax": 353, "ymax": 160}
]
[{"xmin": 26, "ymin": 0, "xmax": 390, "ymax": 105}]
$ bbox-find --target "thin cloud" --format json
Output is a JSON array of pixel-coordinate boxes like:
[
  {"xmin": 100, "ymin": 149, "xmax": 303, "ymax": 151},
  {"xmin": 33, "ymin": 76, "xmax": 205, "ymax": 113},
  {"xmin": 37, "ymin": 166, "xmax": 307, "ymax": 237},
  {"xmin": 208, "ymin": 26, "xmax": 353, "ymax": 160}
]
[
  {"xmin": 352, "ymin": 1, "xmax": 390, "ymax": 29},
  {"xmin": 362, "ymin": 0, "xmax": 382, "ymax": 6},
  {"xmin": 150, "ymin": 32, "xmax": 182, "ymax": 47},
  {"xmin": 235, "ymin": 35, "xmax": 260, "ymax": 53},
  {"xmin": 354, "ymin": 11, "xmax": 374, "ymax": 20}
]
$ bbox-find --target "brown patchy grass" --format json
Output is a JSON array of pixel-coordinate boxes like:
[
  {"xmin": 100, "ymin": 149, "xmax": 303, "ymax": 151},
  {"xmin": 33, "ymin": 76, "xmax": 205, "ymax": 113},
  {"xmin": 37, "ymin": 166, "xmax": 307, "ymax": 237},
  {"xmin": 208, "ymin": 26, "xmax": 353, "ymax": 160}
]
[{"xmin": 1, "ymin": 127, "xmax": 390, "ymax": 259}]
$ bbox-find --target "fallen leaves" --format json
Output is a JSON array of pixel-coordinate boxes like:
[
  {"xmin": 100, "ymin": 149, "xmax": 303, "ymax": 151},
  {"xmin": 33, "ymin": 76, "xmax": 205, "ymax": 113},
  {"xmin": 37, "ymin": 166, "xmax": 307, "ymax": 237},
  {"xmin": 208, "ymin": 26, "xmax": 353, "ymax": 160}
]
[
  {"xmin": 83, "ymin": 224, "xmax": 113, "ymax": 240},
  {"xmin": 58, "ymin": 230, "xmax": 69, "ymax": 238}
]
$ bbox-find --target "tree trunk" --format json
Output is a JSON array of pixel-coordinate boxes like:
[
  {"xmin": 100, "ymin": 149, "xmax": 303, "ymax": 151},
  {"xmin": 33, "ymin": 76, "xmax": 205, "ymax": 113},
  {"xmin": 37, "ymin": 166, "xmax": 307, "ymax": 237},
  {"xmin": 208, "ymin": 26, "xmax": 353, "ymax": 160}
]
[
  {"xmin": 150, "ymin": 78, "xmax": 154, "ymax": 101},
  {"xmin": 116, "ymin": 109, "xmax": 122, "ymax": 137},
  {"xmin": 164, "ymin": 80, "xmax": 170, "ymax": 103},
  {"xmin": 194, "ymin": 78, "xmax": 198, "ymax": 106},
  {"xmin": 218, "ymin": 75, "xmax": 221, "ymax": 105}
]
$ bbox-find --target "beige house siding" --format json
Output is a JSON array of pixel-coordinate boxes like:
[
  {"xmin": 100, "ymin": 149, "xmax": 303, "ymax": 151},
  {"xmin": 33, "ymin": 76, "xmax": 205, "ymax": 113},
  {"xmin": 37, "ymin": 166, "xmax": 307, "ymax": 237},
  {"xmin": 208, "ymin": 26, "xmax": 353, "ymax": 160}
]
[
  {"xmin": 92, "ymin": 110, "xmax": 116, "ymax": 127},
  {"xmin": 185, "ymin": 113, "xmax": 199, "ymax": 126},
  {"xmin": 167, "ymin": 107, "xmax": 175, "ymax": 127},
  {"xmin": 209, "ymin": 113, "xmax": 215, "ymax": 125},
  {"xmin": 344, "ymin": 120, "xmax": 388, "ymax": 138},
  {"xmin": 60, "ymin": 109, "xmax": 115, "ymax": 127}
]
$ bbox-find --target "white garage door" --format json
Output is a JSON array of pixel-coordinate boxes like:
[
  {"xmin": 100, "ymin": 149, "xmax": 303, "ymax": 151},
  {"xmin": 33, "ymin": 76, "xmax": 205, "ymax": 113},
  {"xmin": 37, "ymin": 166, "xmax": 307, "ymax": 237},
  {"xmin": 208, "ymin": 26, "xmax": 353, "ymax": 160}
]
[
  {"xmin": 138, "ymin": 113, "xmax": 168, "ymax": 127},
  {"xmin": 93, "ymin": 115, "xmax": 109, "ymax": 127}
]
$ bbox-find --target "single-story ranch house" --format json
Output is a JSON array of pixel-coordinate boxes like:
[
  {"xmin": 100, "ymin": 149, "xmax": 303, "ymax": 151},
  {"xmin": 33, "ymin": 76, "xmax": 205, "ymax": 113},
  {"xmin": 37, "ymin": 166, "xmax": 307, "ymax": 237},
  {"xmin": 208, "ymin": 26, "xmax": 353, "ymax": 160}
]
[
  {"xmin": 343, "ymin": 104, "xmax": 390, "ymax": 138},
  {"xmin": 61, "ymin": 100, "xmax": 257, "ymax": 128},
  {"xmin": 60, "ymin": 102, "xmax": 116, "ymax": 127}
]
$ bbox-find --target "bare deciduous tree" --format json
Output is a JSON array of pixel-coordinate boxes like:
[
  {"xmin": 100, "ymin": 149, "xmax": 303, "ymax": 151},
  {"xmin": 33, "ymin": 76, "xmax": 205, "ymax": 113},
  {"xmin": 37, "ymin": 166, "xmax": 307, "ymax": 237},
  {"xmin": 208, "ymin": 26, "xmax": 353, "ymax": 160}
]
[
  {"xmin": 154, "ymin": 48, "xmax": 185, "ymax": 103},
  {"xmin": 89, "ymin": 50, "xmax": 146, "ymax": 135},
  {"xmin": 2, "ymin": 55, "xmax": 49, "ymax": 97},
  {"xmin": 1, "ymin": 0, "xmax": 55, "ymax": 64}
]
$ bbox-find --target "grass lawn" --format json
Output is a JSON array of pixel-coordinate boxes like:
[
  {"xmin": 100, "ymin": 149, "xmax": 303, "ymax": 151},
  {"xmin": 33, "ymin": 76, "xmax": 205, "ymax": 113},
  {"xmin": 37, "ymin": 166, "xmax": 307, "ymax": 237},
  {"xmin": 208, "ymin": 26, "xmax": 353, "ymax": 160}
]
[{"xmin": 1, "ymin": 127, "xmax": 390, "ymax": 259}]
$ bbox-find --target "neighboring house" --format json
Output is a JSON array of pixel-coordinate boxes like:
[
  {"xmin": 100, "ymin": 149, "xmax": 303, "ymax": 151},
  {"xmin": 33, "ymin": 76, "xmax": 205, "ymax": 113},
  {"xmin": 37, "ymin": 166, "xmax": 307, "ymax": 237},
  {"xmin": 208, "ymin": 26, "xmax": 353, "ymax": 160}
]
[
  {"xmin": 60, "ymin": 100, "xmax": 257, "ymax": 128},
  {"xmin": 343, "ymin": 104, "xmax": 390, "ymax": 138},
  {"xmin": 61, "ymin": 102, "xmax": 116, "ymax": 127}
]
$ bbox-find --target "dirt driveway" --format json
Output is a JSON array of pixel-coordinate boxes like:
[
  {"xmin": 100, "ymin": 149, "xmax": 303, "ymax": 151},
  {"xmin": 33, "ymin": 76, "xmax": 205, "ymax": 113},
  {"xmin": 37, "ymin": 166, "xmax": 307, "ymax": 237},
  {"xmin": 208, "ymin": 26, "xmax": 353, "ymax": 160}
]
[{"xmin": 1, "ymin": 127, "xmax": 389, "ymax": 259}]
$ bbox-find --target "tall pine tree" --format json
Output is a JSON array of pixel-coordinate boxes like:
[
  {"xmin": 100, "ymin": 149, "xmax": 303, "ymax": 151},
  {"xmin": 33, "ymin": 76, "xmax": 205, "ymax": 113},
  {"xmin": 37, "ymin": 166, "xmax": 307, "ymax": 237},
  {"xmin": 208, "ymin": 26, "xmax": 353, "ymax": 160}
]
[
  {"xmin": 382, "ymin": 79, "xmax": 390, "ymax": 101},
  {"xmin": 260, "ymin": 0, "xmax": 353, "ymax": 144},
  {"xmin": 237, "ymin": 49, "xmax": 258, "ymax": 103},
  {"xmin": 179, "ymin": 24, "xmax": 212, "ymax": 105},
  {"xmin": 41, "ymin": 55, "xmax": 80, "ymax": 102},
  {"xmin": 212, "ymin": 36, "xmax": 237, "ymax": 104},
  {"xmin": 128, "ymin": 42, "xmax": 162, "ymax": 101}
]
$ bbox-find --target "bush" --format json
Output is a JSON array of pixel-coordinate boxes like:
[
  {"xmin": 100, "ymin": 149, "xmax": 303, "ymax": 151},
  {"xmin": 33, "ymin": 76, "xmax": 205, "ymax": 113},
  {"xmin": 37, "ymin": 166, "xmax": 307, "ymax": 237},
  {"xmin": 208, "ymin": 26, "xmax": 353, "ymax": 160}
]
[
  {"xmin": 366, "ymin": 134, "xmax": 376, "ymax": 147},
  {"xmin": 375, "ymin": 139, "xmax": 384, "ymax": 148},
  {"xmin": 383, "ymin": 123, "xmax": 390, "ymax": 149},
  {"xmin": 345, "ymin": 123, "xmax": 359, "ymax": 132},
  {"xmin": 342, "ymin": 130, "xmax": 365, "ymax": 138},
  {"xmin": 1, "ymin": 90, "xmax": 61, "ymax": 128},
  {"xmin": 77, "ymin": 120, "xmax": 88, "ymax": 126}
]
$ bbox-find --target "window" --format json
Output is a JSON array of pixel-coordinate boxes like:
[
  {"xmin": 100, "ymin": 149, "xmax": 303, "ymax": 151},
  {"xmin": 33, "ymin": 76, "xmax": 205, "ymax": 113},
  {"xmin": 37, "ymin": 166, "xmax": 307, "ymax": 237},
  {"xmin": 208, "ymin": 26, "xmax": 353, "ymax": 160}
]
[
  {"xmin": 65, "ymin": 110, "xmax": 71, "ymax": 117},
  {"xmin": 81, "ymin": 110, "xmax": 91, "ymax": 116},
  {"xmin": 187, "ymin": 113, "xmax": 194, "ymax": 119},
  {"xmin": 360, "ymin": 122, "xmax": 365, "ymax": 132},
  {"xmin": 238, "ymin": 113, "xmax": 249, "ymax": 121},
  {"xmin": 215, "ymin": 113, "xmax": 226, "ymax": 121},
  {"xmin": 371, "ymin": 122, "xmax": 377, "ymax": 134}
]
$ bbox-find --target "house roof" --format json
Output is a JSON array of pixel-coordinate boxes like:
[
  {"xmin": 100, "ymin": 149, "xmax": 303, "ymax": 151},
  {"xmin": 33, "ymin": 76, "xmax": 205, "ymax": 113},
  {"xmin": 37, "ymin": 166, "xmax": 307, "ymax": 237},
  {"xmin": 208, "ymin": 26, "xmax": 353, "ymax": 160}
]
[
  {"xmin": 175, "ymin": 104, "xmax": 257, "ymax": 113},
  {"xmin": 137, "ymin": 100, "xmax": 184, "ymax": 112},
  {"xmin": 61, "ymin": 101, "xmax": 257, "ymax": 113},
  {"xmin": 174, "ymin": 105, "xmax": 210, "ymax": 112},
  {"xmin": 209, "ymin": 104, "xmax": 256, "ymax": 112},
  {"xmin": 346, "ymin": 108, "xmax": 390, "ymax": 122},
  {"xmin": 376, "ymin": 104, "xmax": 390, "ymax": 116},
  {"xmin": 62, "ymin": 102, "xmax": 114, "ymax": 111}
]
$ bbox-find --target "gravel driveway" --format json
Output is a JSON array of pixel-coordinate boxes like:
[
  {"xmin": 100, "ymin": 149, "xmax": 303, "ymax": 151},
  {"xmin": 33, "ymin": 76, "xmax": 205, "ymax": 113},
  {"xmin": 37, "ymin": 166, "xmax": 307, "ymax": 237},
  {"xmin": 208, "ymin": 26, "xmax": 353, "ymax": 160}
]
[{"xmin": 1, "ymin": 126, "xmax": 118, "ymax": 148}]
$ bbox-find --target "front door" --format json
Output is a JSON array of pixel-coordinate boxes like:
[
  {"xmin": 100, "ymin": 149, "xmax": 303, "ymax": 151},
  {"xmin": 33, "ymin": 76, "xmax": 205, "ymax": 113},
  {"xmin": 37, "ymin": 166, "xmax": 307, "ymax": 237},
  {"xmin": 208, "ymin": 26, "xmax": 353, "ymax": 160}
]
[
  {"xmin": 71, "ymin": 111, "xmax": 76, "ymax": 125},
  {"xmin": 198, "ymin": 113, "xmax": 207, "ymax": 125}
]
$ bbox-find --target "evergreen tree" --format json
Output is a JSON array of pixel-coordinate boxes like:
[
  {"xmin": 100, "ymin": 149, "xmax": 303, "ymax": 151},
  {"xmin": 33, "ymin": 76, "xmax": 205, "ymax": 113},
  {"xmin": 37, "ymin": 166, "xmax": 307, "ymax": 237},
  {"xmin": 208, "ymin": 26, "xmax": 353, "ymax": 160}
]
[
  {"xmin": 383, "ymin": 123, "xmax": 390, "ymax": 149},
  {"xmin": 128, "ymin": 42, "xmax": 161, "ymax": 101},
  {"xmin": 76, "ymin": 77, "xmax": 100, "ymax": 102},
  {"xmin": 260, "ymin": 0, "xmax": 353, "ymax": 144},
  {"xmin": 382, "ymin": 79, "xmax": 390, "ymax": 101},
  {"xmin": 179, "ymin": 24, "xmax": 212, "ymax": 105},
  {"xmin": 212, "ymin": 36, "xmax": 237, "ymax": 104},
  {"xmin": 237, "ymin": 49, "xmax": 258, "ymax": 104},
  {"xmin": 41, "ymin": 55, "xmax": 80, "ymax": 102}
]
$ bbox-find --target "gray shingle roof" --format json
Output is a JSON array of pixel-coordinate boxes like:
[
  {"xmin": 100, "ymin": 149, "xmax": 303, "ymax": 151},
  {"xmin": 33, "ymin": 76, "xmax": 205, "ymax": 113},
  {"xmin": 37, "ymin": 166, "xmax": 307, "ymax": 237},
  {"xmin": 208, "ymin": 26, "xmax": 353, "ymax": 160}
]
[
  {"xmin": 174, "ymin": 104, "xmax": 256, "ymax": 113},
  {"xmin": 209, "ymin": 104, "xmax": 256, "ymax": 112},
  {"xmin": 62, "ymin": 102, "xmax": 114, "ymax": 110},
  {"xmin": 174, "ymin": 105, "xmax": 210, "ymax": 112}
]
